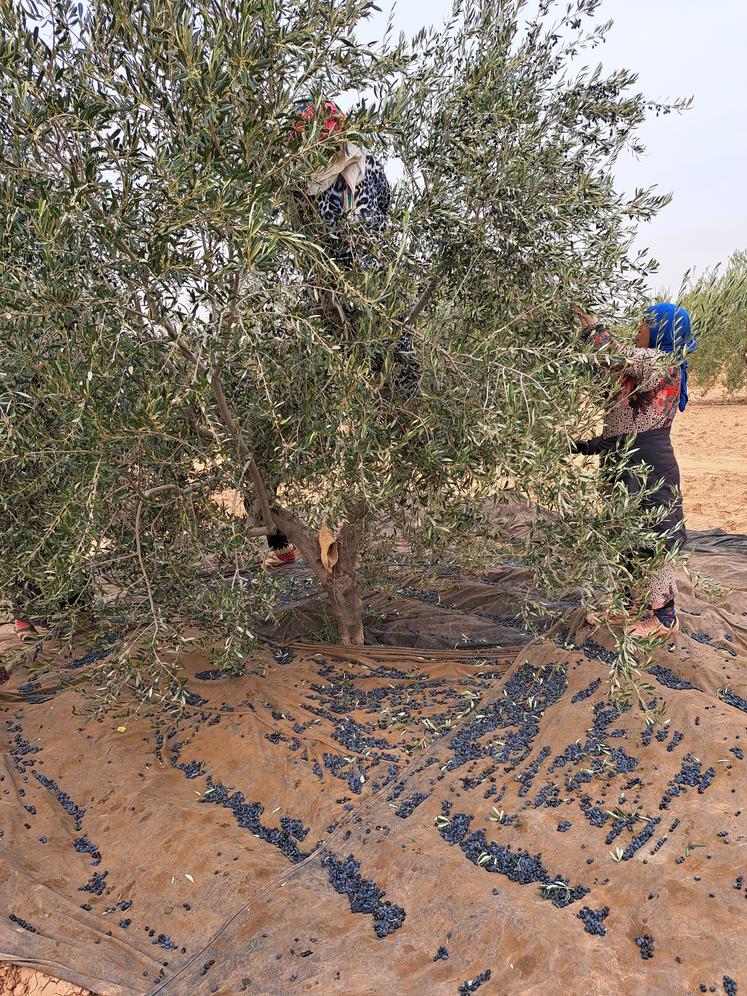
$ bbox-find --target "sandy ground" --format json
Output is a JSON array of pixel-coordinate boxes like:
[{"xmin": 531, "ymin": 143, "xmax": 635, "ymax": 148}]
[
  {"xmin": 673, "ymin": 401, "xmax": 747, "ymax": 533},
  {"xmin": 0, "ymin": 963, "xmax": 89, "ymax": 995}
]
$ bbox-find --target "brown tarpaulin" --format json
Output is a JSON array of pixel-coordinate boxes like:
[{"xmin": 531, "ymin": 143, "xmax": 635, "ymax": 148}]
[{"xmin": 1, "ymin": 556, "xmax": 746, "ymax": 995}]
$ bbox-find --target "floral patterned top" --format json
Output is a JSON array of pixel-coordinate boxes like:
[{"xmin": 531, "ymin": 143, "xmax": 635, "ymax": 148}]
[{"xmin": 585, "ymin": 324, "xmax": 681, "ymax": 437}]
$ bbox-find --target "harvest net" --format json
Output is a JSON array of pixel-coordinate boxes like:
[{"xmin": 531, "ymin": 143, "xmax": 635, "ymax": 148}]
[{"xmin": 1, "ymin": 540, "xmax": 745, "ymax": 995}]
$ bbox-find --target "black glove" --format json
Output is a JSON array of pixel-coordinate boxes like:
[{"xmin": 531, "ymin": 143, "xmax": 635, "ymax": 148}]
[{"xmin": 571, "ymin": 436, "xmax": 606, "ymax": 456}]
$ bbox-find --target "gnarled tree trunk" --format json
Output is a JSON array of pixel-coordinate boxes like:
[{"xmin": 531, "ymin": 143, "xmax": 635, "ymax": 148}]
[
  {"xmin": 167, "ymin": 342, "xmax": 365, "ymax": 646},
  {"xmin": 270, "ymin": 505, "xmax": 365, "ymax": 645},
  {"xmin": 323, "ymin": 520, "xmax": 364, "ymax": 645}
]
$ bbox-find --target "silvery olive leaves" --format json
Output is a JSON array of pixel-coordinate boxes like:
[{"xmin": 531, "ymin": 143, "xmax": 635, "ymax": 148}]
[{"xmin": 0, "ymin": 0, "xmax": 689, "ymax": 707}]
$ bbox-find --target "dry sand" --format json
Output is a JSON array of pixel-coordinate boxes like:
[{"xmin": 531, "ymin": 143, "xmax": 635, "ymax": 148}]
[
  {"xmin": 0, "ymin": 963, "xmax": 89, "ymax": 995},
  {"xmin": 673, "ymin": 400, "xmax": 747, "ymax": 533}
]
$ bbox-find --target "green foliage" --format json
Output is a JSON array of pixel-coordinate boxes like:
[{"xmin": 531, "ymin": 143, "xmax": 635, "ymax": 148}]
[
  {"xmin": 675, "ymin": 250, "xmax": 747, "ymax": 392},
  {"xmin": 0, "ymin": 0, "xmax": 687, "ymax": 703}
]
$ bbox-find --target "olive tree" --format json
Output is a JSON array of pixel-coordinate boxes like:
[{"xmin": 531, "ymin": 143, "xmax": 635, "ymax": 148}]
[
  {"xmin": 677, "ymin": 251, "xmax": 747, "ymax": 392},
  {"xmin": 0, "ymin": 0, "xmax": 686, "ymax": 702}
]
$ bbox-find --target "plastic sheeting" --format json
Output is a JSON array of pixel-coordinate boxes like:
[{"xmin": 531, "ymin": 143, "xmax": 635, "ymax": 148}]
[{"xmin": 1, "ymin": 558, "xmax": 746, "ymax": 995}]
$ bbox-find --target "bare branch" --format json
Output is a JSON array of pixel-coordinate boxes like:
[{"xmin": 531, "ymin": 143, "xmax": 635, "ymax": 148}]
[
  {"xmin": 404, "ymin": 272, "xmax": 441, "ymax": 326},
  {"xmin": 134, "ymin": 499, "xmax": 158, "ymax": 630}
]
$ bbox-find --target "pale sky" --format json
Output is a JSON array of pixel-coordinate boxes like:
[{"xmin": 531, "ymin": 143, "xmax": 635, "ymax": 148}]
[{"xmin": 365, "ymin": 0, "xmax": 747, "ymax": 291}]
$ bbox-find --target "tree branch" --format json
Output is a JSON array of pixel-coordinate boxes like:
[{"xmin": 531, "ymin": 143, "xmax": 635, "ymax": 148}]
[
  {"xmin": 134, "ymin": 499, "xmax": 158, "ymax": 630},
  {"xmin": 141, "ymin": 301, "xmax": 278, "ymax": 535},
  {"xmin": 140, "ymin": 479, "xmax": 272, "ymax": 534},
  {"xmin": 404, "ymin": 272, "xmax": 440, "ymax": 326}
]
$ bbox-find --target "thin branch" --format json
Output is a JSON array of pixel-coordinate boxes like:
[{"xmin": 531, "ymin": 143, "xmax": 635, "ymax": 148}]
[
  {"xmin": 404, "ymin": 272, "xmax": 440, "ymax": 325},
  {"xmin": 142, "ymin": 306, "xmax": 277, "ymax": 534},
  {"xmin": 142, "ymin": 483, "xmax": 184, "ymax": 499},
  {"xmin": 134, "ymin": 499, "xmax": 158, "ymax": 631},
  {"xmin": 140, "ymin": 477, "xmax": 271, "ymax": 535}
]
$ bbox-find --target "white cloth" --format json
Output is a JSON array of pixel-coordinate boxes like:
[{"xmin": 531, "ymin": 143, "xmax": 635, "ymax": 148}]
[{"xmin": 307, "ymin": 143, "xmax": 366, "ymax": 198}]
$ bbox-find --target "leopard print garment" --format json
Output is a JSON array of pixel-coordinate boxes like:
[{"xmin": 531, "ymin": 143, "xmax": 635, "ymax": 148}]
[
  {"xmin": 314, "ymin": 149, "xmax": 415, "ymax": 390},
  {"xmin": 315, "ymin": 150, "xmax": 391, "ymax": 230}
]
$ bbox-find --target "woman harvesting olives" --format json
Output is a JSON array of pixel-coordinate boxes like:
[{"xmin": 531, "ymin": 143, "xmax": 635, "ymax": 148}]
[{"xmin": 573, "ymin": 302, "xmax": 697, "ymax": 638}]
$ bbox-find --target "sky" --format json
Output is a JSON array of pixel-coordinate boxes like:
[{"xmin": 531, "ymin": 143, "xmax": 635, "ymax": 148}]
[{"xmin": 364, "ymin": 0, "xmax": 747, "ymax": 291}]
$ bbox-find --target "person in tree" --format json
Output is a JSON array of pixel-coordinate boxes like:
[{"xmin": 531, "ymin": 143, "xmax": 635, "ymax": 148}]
[
  {"xmin": 573, "ymin": 302, "xmax": 696, "ymax": 638},
  {"xmin": 292, "ymin": 97, "xmax": 391, "ymax": 244},
  {"xmin": 263, "ymin": 97, "xmax": 392, "ymax": 566}
]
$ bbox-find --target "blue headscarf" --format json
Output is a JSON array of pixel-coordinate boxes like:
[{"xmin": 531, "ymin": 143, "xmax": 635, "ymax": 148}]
[{"xmin": 644, "ymin": 302, "xmax": 696, "ymax": 412}]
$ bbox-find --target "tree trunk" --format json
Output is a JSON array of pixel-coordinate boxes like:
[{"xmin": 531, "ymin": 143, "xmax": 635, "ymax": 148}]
[
  {"xmin": 324, "ymin": 521, "xmax": 364, "ymax": 645},
  {"xmin": 158, "ymin": 330, "xmax": 366, "ymax": 642},
  {"xmin": 270, "ymin": 505, "xmax": 366, "ymax": 646}
]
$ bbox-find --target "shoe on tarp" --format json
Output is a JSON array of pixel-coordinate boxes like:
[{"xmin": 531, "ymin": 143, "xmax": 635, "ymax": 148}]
[
  {"xmin": 13, "ymin": 618, "xmax": 39, "ymax": 642},
  {"xmin": 262, "ymin": 546, "xmax": 299, "ymax": 568},
  {"xmin": 626, "ymin": 615, "xmax": 679, "ymax": 640}
]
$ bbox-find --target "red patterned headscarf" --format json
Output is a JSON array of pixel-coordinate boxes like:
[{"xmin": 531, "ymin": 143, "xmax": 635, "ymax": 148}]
[{"xmin": 292, "ymin": 97, "xmax": 345, "ymax": 137}]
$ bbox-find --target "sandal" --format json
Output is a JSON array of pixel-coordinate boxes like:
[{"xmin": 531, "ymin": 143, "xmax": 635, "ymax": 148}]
[
  {"xmin": 262, "ymin": 545, "xmax": 299, "ymax": 568},
  {"xmin": 627, "ymin": 615, "xmax": 679, "ymax": 640},
  {"xmin": 14, "ymin": 618, "xmax": 39, "ymax": 642}
]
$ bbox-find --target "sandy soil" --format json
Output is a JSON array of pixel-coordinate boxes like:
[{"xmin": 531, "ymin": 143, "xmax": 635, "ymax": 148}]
[
  {"xmin": 0, "ymin": 963, "xmax": 90, "ymax": 995},
  {"xmin": 673, "ymin": 400, "xmax": 747, "ymax": 533}
]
